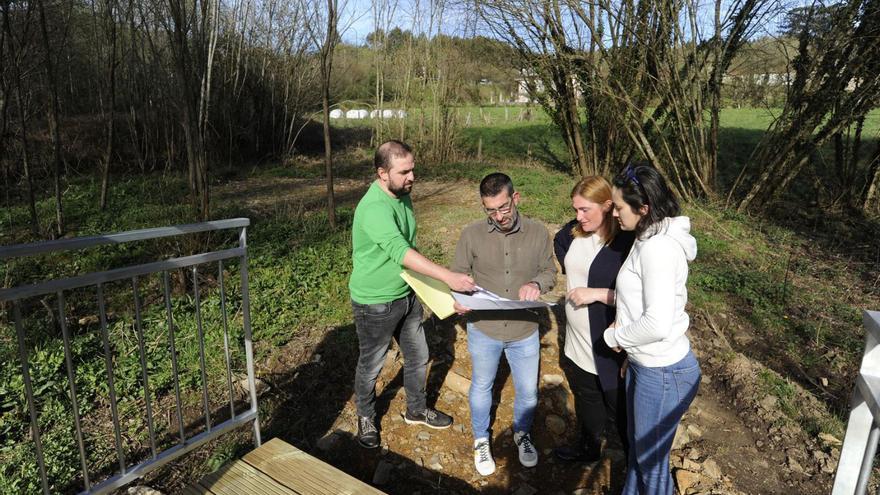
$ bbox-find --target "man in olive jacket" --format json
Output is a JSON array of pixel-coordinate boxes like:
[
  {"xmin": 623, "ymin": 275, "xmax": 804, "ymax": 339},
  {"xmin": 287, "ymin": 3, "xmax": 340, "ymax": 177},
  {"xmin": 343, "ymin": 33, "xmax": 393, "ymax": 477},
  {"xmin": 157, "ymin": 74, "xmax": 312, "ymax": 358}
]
[{"xmin": 451, "ymin": 172, "xmax": 557, "ymax": 476}]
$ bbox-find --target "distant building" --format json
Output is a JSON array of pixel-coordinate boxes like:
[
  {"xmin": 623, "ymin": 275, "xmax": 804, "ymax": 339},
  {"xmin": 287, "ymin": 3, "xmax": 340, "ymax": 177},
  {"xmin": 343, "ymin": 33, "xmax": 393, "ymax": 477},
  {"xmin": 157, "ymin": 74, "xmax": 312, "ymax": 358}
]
[
  {"xmin": 722, "ymin": 70, "xmax": 793, "ymax": 86},
  {"xmin": 515, "ymin": 77, "xmax": 541, "ymax": 103},
  {"xmin": 515, "ymin": 70, "xmax": 581, "ymax": 104}
]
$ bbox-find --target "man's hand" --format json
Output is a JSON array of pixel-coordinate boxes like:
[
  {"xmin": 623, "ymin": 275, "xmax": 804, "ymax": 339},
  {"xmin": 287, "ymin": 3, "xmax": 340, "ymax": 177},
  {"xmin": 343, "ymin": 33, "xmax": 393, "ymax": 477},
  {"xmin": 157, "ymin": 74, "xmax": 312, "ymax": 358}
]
[
  {"xmin": 445, "ymin": 271, "xmax": 476, "ymax": 292},
  {"xmin": 518, "ymin": 281, "xmax": 540, "ymax": 301},
  {"xmin": 453, "ymin": 302, "xmax": 471, "ymax": 315},
  {"xmin": 567, "ymin": 287, "xmax": 598, "ymax": 306},
  {"xmin": 620, "ymin": 357, "xmax": 629, "ymax": 378}
]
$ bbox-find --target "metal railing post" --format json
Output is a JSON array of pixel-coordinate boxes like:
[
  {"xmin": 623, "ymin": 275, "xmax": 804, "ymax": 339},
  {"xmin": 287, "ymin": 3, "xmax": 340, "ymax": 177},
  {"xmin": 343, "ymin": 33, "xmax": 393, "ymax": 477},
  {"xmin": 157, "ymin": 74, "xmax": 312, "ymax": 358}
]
[
  {"xmin": 163, "ymin": 270, "xmax": 187, "ymax": 445},
  {"xmin": 132, "ymin": 276, "xmax": 158, "ymax": 458},
  {"xmin": 58, "ymin": 291, "xmax": 91, "ymax": 489},
  {"xmin": 833, "ymin": 310, "xmax": 880, "ymax": 495},
  {"xmin": 239, "ymin": 225, "xmax": 262, "ymax": 447},
  {"xmin": 97, "ymin": 283, "xmax": 127, "ymax": 474},
  {"xmin": 192, "ymin": 266, "xmax": 213, "ymax": 432},
  {"xmin": 13, "ymin": 302, "xmax": 50, "ymax": 494},
  {"xmin": 218, "ymin": 260, "xmax": 237, "ymax": 419}
]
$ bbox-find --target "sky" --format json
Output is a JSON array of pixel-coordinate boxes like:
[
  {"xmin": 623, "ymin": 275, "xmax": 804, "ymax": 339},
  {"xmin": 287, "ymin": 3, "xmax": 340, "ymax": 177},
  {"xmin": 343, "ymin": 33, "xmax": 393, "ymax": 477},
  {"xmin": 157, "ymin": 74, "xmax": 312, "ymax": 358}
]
[
  {"xmin": 339, "ymin": 0, "xmax": 477, "ymax": 43},
  {"xmin": 338, "ymin": 0, "xmax": 792, "ymax": 45}
]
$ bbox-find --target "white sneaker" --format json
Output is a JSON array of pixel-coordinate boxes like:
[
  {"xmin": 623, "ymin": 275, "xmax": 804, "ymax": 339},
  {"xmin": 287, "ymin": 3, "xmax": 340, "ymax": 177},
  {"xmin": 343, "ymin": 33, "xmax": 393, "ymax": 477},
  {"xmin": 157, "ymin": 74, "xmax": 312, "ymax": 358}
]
[
  {"xmin": 473, "ymin": 438, "xmax": 496, "ymax": 476},
  {"xmin": 514, "ymin": 431, "xmax": 538, "ymax": 467}
]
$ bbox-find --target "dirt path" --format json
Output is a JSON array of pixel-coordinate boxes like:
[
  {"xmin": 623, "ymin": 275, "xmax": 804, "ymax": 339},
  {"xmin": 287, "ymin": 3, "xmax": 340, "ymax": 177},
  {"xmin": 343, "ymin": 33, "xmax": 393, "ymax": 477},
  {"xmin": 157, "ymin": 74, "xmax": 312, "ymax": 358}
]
[{"xmin": 208, "ymin": 177, "xmax": 830, "ymax": 495}]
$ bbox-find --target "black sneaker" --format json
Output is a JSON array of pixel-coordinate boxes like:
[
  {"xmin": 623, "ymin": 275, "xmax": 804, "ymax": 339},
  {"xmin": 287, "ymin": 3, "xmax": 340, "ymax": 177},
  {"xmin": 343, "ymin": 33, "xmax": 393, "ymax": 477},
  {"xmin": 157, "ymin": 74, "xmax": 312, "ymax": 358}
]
[
  {"xmin": 358, "ymin": 415, "xmax": 380, "ymax": 449},
  {"xmin": 404, "ymin": 408, "xmax": 453, "ymax": 429}
]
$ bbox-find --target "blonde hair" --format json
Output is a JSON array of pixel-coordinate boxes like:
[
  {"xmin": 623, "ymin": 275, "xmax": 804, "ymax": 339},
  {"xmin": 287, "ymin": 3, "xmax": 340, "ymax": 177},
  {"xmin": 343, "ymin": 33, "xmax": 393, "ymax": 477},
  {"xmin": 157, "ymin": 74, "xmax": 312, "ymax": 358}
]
[{"xmin": 570, "ymin": 176, "xmax": 617, "ymax": 242}]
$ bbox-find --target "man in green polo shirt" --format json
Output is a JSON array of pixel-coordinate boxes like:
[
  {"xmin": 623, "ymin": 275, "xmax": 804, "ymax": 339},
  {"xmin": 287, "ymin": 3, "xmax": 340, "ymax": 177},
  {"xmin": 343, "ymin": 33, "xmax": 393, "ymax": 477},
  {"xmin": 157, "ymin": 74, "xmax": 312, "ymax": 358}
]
[{"xmin": 349, "ymin": 140, "xmax": 475, "ymax": 449}]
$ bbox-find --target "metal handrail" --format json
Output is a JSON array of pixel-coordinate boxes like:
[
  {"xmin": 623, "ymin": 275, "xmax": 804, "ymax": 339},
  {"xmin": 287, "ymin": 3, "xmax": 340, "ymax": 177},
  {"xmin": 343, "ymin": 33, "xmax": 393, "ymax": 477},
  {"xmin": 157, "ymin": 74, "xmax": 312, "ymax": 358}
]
[
  {"xmin": 833, "ymin": 310, "xmax": 880, "ymax": 495},
  {"xmin": 0, "ymin": 218, "xmax": 250, "ymax": 259},
  {"xmin": 3, "ymin": 219, "xmax": 261, "ymax": 494}
]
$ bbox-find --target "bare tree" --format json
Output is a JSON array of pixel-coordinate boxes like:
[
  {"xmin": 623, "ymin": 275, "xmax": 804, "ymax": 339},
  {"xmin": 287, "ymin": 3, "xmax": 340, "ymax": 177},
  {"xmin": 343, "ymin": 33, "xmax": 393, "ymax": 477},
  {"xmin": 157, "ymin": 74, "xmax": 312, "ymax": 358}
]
[
  {"xmin": 92, "ymin": 0, "xmax": 120, "ymax": 210},
  {"xmin": 1, "ymin": 1, "xmax": 39, "ymax": 234},
  {"xmin": 164, "ymin": 0, "xmax": 220, "ymax": 219},
  {"xmin": 733, "ymin": 0, "xmax": 880, "ymax": 212},
  {"xmin": 307, "ymin": 0, "xmax": 341, "ymax": 228},
  {"xmin": 399, "ymin": 0, "xmax": 465, "ymax": 165},
  {"xmin": 476, "ymin": 0, "xmax": 773, "ymax": 197},
  {"xmin": 36, "ymin": 0, "xmax": 65, "ymax": 236}
]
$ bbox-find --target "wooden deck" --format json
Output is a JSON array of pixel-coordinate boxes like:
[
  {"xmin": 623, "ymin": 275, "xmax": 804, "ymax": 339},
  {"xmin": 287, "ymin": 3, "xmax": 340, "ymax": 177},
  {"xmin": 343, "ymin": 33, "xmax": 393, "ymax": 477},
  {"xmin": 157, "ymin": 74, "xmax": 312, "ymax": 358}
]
[{"xmin": 181, "ymin": 438, "xmax": 386, "ymax": 495}]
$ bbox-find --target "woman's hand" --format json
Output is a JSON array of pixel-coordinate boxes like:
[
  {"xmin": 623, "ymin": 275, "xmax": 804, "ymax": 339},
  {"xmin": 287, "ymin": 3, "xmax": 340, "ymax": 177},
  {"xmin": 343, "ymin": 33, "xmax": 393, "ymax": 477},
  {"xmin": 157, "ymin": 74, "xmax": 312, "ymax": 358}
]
[
  {"xmin": 567, "ymin": 287, "xmax": 599, "ymax": 306},
  {"xmin": 568, "ymin": 287, "xmax": 615, "ymax": 306}
]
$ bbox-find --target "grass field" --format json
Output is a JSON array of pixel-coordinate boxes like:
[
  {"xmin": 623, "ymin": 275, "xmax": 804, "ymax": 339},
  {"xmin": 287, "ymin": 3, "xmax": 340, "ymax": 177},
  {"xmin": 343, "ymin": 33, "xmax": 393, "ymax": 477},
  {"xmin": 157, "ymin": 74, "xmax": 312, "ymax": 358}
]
[{"xmin": 334, "ymin": 105, "xmax": 880, "ymax": 195}]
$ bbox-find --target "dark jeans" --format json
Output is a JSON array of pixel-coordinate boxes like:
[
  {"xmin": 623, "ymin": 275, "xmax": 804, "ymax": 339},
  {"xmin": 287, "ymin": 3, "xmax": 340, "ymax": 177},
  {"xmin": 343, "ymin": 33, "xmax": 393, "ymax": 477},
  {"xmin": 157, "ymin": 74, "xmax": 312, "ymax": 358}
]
[
  {"xmin": 352, "ymin": 293, "xmax": 428, "ymax": 419},
  {"xmin": 563, "ymin": 356, "xmax": 628, "ymax": 452}
]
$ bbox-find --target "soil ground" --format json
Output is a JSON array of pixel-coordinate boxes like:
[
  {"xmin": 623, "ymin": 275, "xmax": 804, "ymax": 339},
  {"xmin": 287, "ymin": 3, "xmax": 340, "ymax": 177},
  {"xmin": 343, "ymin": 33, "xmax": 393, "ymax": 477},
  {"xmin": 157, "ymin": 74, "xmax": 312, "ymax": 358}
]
[{"xmin": 157, "ymin": 176, "xmax": 839, "ymax": 495}]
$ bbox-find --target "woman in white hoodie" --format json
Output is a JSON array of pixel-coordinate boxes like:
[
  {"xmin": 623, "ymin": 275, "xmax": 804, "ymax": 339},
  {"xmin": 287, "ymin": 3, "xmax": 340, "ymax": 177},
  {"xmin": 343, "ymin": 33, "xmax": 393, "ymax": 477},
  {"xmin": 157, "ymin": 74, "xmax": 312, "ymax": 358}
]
[{"xmin": 604, "ymin": 163, "xmax": 700, "ymax": 495}]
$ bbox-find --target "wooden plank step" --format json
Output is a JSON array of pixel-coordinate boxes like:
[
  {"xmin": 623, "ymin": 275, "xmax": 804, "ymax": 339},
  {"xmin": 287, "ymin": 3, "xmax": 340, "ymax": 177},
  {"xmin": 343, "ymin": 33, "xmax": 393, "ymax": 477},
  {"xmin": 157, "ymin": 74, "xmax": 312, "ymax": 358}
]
[
  {"xmin": 198, "ymin": 459, "xmax": 300, "ymax": 495},
  {"xmin": 242, "ymin": 438, "xmax": 385, "ymax": 495}
]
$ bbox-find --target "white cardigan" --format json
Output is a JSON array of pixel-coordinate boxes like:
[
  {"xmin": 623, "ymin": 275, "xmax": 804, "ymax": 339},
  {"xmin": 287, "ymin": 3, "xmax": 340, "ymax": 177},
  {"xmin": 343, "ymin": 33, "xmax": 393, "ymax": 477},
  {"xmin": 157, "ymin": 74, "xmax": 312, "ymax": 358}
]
[{"xmin": 603, "ymin": 217, "xmax": 697, "ymax": 367}]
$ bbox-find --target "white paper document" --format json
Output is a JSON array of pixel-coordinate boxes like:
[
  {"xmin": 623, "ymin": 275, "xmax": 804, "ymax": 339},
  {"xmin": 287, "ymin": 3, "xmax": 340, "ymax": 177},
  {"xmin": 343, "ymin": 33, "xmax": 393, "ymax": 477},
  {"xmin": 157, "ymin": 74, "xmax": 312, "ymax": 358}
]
[{"xmin": 452, "ymin": 286, "xmax": 555, "ymax": 311}]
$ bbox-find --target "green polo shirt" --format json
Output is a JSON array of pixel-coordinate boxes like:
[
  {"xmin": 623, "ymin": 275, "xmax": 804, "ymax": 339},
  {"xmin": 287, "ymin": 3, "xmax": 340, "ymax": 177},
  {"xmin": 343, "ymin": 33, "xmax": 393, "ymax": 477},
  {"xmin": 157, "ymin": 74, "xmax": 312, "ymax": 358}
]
[{"xmin": 349, "ymin": 181, "xmax": 416, "ymax": 304}]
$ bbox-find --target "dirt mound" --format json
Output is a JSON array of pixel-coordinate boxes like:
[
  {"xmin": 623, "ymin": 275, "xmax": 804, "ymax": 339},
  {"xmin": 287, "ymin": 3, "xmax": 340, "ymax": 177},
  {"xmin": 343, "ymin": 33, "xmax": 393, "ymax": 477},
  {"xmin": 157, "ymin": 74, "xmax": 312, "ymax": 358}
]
[{"xmin": 686, "ymin": 312, "xmax": 840, "ymax": 494}]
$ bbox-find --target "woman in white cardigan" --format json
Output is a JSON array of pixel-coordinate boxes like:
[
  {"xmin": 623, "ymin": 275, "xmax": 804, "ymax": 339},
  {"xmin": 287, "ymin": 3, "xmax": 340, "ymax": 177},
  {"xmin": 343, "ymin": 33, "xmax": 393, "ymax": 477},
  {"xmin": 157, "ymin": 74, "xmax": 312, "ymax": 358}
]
[{"xmin": 604, "ymin": 163, "xmax": 700, "ymax": 495}]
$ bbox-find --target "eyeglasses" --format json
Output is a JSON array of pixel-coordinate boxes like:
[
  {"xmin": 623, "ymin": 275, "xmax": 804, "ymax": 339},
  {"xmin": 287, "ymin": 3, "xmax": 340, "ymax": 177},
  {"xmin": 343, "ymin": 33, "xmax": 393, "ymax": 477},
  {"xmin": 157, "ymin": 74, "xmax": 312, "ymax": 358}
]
[{"xmin": 483, "ymin": 198, "xmax": 514, "ymax": 216}]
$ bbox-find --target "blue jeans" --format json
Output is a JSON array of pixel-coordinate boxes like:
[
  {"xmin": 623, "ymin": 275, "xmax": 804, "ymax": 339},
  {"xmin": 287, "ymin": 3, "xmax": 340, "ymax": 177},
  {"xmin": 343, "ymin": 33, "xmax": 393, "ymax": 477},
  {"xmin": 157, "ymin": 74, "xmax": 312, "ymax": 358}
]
[
  {"xmin": 352, "ymin": 293, "xmax": 428, "ymax": 418},
  {"xmin": 623, "ymin": 351, "xmax": 701, "ymax": 495},
  {"xmin": 467, "ymin": 324, "xmax": 539, "ymax": 440}
]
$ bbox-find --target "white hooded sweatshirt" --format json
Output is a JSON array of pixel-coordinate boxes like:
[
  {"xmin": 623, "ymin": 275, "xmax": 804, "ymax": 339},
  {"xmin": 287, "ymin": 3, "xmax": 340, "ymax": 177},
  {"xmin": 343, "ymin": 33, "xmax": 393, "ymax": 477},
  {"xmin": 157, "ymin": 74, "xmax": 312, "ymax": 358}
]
[{"xmin": 603, "ymin": 216, "xmax": 698, "ymax": 367}]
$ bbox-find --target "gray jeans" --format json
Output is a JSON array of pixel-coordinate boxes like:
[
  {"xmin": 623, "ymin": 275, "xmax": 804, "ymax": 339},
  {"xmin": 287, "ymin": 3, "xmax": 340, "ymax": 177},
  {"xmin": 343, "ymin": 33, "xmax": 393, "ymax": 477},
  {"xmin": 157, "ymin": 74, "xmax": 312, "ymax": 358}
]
[{"xmin": 352, "ymin": 293, "xmax": 428, "ymax": 418}]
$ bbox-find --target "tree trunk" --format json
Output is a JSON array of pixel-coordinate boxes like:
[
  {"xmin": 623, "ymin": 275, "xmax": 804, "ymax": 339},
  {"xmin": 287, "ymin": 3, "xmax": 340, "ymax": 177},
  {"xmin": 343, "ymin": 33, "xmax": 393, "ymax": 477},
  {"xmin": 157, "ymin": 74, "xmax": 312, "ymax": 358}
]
[
  {"xmin": 100, "ymin": 0, "xmax": 118, "ymax": 211},
  {"xmin": 320, "ymin": 0, "xmax": 337, "ymax": 228},
  {"xmin": 1, "ymin": 3, "xmax": 39, "ymax": 234},
  {"xmin": 860, "ymin": 139, "xmax": 880, "ymax": 211},
  {"xmin": 15, "ymin": 91, "xmax": 38, "ymax": 235},
  {"xmin": 0, "ymin": 82, "xmax": 8, "ymax": 214},
  {"xmin": 36, "ymin": 0, "xmax": 64, "ymax": 236},
  {"xmin": 168, "ymin": 0, "xmax": 212, "ymax": 220}
]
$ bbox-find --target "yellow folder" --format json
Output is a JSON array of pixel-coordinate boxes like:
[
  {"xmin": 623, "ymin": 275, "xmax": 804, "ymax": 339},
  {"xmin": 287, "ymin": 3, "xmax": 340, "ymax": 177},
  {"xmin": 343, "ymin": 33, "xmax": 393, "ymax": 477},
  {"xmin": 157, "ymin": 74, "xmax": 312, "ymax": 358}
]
[{"xmin": 400, "ymin": 269, "xmax": 456, "ymax": 320}]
